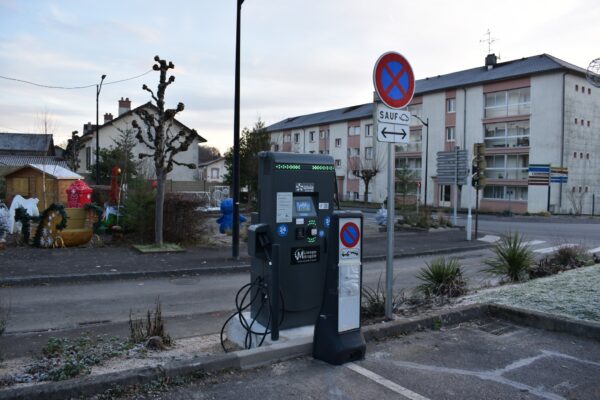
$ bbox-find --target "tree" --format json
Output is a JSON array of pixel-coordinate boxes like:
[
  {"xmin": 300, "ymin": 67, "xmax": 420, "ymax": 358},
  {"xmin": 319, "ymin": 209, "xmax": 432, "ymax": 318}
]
[
  {"xmin": 131, "ymin": 56, "xmax": 197, "ymax": 245},
  {"xmin": 89, "ymin": 128, "xmax": 139, "ymax": 185},
  {"xmin": 198, "ymin": 145, "xmax": 221, "ymax": 164},
  {"xmin": 395, "ymin": 164, "xmax": 416, "ymax": 207},
  {"xmin": 64, "ymin": 131, "xmax": 81, "ymax": 172},
  {"xmin": 223, "ymin": 119, "xmax": 270, "ymax": 199},
  {"xmin": 36, "ymin": 110, "xmax": 56, "ymax": 208},
  {"xmin": 348, "ymin": 154, "xmax": 383, "ymax": 204}
]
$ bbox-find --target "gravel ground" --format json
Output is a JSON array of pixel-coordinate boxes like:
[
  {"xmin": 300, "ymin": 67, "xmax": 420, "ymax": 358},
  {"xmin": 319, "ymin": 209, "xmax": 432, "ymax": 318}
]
[{"xmin": 464, "ymin": 264, "xmax": 600, "ymax": 323}]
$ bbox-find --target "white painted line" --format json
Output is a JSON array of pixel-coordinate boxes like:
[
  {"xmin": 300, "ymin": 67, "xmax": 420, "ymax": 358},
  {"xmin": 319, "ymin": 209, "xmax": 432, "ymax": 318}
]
[
  {"xmin": 523, "ymin": 240, "xmax": 546, "ymax": 246},
  {"xmin": 588, "ymin": 247, "xmax": 600, "ymax": 254},
  {"xmin": 346, "ymin": 363, "xmax": 431, "ymax": 400},
  {"xmin": 534, "ymin": 244, "xmax": 577, "ymax": 254},
  {"xmin": 479, "ymin": 235, "xmax": 501, "ymax": 243}
]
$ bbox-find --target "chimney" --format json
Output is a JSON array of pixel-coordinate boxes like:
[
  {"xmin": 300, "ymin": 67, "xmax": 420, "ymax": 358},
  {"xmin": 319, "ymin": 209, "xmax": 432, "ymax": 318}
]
[
  {"xmin": 83, "ymin": 122, "xmax": 95, "ymax": 135},
  {"xmin": 104, "ymin": 113, "xmax": 113, "ymax": 123},
  {"xmin": 118, "ymin": 97, "xmax": 131, "ymax": 116},
  {"xmin": 485, "ymin": 53, "xmax": 498, "ymax": 70}
]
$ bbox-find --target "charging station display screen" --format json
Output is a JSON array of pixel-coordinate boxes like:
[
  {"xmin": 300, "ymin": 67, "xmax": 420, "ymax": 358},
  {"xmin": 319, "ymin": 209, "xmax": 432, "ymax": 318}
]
[{"xmin": 293, "ymin": 196, "xmax": 316, "ymax": 217}]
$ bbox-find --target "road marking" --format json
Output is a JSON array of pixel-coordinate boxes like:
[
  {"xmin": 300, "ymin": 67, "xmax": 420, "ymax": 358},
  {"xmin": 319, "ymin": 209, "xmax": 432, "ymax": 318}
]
[
  {"xmin": 534, "ymin": 244, "xmax": 577, "ymax": 254},
  {"xmin": 523, "ymin": 240, "xmax": 546, "ymax": 246},
  {"xmin": 479, "ymin": 235, "xmax": 500, "ymax": 243},
  {"xmin": 346, "ymin": 363, "xmax": 431, "ymax": 400}
]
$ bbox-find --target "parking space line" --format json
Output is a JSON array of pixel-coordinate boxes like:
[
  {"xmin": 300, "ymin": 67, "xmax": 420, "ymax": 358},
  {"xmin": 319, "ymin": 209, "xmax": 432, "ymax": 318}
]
[{"xmin": 346, "ymin": 363, "xmax": 431, "ymax": 400}]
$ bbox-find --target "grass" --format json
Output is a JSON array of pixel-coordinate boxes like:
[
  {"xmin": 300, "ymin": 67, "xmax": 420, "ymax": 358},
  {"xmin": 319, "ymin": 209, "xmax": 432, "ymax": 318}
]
[
  {"xmin": 416, "ymin": 257, "xmax": 467, "ymax": 298},
  {"xmin": 129, "ymin": 298, "xmax": 173, "ymax": 346},
  {"xmin": 361, "ymin": 275, "xmax": 404, "ymax": 319},
  {"xmin": 132, "ymin": 243, "xmax": 185, "ymax": 253},
  {"xmin": 484, "ymin": 233, "xmax": 535, "ymax": 282}
]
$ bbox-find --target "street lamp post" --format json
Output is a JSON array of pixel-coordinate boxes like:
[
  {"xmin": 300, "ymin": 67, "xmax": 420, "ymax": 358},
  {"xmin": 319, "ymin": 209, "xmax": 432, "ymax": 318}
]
[
  {"xmin": 95, "ymin": 74, "xmax": 107, "ymax": 185},
  {"xmin": 412, "ymin": 115, "xmax": 429, "ymax": 207},
  {"xmin": 232, "ymin": 0, "xmax": 244, "ymax": 260}
]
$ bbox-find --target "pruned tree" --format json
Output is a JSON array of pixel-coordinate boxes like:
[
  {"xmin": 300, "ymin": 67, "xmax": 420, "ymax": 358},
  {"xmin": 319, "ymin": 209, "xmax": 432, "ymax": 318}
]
[
  {"xmin": 348, "ymin": 154, "xmax": 383, "ymax": 204},
  {"xmin": 131, "ymin": 56, "xmax": 198, "ymax": 245},
  {"xmin": 64, "ymin": 131, "xmax": 81, "ymax": 172}
]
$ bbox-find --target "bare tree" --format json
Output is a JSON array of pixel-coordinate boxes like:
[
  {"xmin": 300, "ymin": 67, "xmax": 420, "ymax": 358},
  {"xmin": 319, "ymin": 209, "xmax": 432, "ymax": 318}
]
[
  {"xmin": 567, "ymin": 188, "xmax": 587, "ymax": 215},
  {"xmin": 36, "ymin": 110, "xmax": 57, "ymax": 208},
  {"xmin": 348, "ymin": 154, "xmax": 383, "ymax": 204},
  {"xmin": 131, "ymin": 56, "xmax": 197, "ymax": 245}
]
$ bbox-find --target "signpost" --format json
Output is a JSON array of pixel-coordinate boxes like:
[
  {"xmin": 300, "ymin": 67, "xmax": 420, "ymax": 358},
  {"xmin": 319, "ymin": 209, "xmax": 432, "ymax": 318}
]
[
  {"xmin": 436, "ymin": 148, "xmax": 469, "ymax": 225},
  {"xmin": 373, "ymin": 51, "xmax": 415, "ymax": 320}
]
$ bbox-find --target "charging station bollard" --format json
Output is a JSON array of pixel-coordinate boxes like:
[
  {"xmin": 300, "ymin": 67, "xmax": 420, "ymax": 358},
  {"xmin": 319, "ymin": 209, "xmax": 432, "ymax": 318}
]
[{"xmin": 313, "ymin": 211, "xmax": 366, "ymax": 365}]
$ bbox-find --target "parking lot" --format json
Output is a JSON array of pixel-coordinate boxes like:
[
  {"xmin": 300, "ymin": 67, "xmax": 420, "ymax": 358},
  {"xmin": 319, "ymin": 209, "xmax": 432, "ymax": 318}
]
[{"xmin": 145, "ymin": 319, "xmax": 600, "ymax": 400}]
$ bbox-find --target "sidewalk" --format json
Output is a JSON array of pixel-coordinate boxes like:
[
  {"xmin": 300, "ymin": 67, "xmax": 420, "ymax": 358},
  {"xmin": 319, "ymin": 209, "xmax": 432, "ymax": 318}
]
[{"xmin": 0, "ymin": 229, "xmax": 489, "ymax": 286}]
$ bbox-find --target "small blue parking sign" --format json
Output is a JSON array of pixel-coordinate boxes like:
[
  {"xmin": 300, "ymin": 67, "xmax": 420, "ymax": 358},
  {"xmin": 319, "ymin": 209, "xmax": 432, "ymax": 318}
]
[{"xmin": 277, "ymin": 224, "xmax": 288, "ymax": 237}]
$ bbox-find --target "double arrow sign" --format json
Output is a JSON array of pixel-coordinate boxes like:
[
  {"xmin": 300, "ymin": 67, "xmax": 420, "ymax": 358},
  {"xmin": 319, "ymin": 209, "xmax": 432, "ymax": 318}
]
[{"xmin": 376, "ymin": 103, "xmax": 411, "ymax": 144}]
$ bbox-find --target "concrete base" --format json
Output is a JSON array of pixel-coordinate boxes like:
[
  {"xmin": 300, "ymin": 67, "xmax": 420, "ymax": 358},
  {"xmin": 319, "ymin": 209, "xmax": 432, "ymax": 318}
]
[{"xmin": 227, "ymin": 312, "xmax": 314, "ymax": 349}]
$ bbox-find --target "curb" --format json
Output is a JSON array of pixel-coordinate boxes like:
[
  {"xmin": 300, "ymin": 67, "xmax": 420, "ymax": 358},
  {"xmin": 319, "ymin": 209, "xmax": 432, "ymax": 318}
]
[
  {"xmin": 1, "ymin": 303, "xmax": 598, "ymax": 400},
  {"xmin": 0, "ymin": 244, "xmax": 490, "ymax": 287}
]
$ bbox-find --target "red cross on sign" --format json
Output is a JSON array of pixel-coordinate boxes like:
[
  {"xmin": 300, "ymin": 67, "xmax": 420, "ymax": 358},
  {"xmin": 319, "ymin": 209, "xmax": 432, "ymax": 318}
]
[{"xmin": 373, "ymin": 52, "xmax": 415, "ymax": 109}]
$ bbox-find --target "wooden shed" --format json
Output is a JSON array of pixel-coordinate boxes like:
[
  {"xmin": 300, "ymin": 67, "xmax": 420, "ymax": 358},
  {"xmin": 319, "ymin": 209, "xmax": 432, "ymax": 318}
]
[{"xmin": 4, "ymin": 164, "xmax": 84, "ymax": 209}]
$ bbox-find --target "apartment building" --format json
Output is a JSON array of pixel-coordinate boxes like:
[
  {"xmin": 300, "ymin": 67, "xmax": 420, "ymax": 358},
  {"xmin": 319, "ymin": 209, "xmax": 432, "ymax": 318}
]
[{"xmin": 266, "ymin": 53, "xmax": 600, "ymax": 214}]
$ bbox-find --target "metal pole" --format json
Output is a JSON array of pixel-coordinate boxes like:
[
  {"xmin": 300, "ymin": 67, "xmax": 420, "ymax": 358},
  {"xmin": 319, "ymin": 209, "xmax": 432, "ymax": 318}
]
[
  {"xmin": 95, "ymin": 75, "xmax": 106, "ymax": 185},
  {"xmin": 232, "ymin": 0, "xmax": 243, "ymax": 260},
  {"xmin": 547, "ymin": 184, "xmax": 551, "ymax": 213},
  {"xmin": 475, "ymin": 188, "xmax": 480, "ymax": 238},
  {"xmin": 385, "ymin": 142, "xmax": 394, "ymax": 320},
  {"xmin": 424, "ymin": 118, "xmax": 429, "ymax": 207},
  {"xmin": 453, "ymin": 146, "xmax": 458, "ymax": 225}
]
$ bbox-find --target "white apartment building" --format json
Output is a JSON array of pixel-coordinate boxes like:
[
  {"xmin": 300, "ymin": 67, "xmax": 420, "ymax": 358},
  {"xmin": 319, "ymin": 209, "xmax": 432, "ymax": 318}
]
[{"xmin": 266, "ymin": 54, "xmax": 600, "ymax": 214}]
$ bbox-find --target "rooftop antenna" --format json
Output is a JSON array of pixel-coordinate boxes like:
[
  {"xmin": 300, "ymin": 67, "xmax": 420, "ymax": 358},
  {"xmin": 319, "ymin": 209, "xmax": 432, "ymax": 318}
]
[{"xmin": 480, "ymin": 29, "xmax": 498, "ymax": 55}]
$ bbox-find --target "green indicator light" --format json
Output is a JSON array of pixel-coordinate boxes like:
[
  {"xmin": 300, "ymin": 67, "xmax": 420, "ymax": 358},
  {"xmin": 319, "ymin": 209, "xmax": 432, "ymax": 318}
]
[
  {"xmin": 275, "ymin": 163, "xmax": 301, "ymax": 170},
  {"xmin": 311, "ymin": 165, "xmax": 334, "ymax": 171}
]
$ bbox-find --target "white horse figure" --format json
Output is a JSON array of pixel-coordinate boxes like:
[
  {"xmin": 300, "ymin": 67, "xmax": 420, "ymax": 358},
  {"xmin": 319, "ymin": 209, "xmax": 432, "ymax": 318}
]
[{"xmin": 7, "ymin": 195, "xmax": 40, "ymax": 234}]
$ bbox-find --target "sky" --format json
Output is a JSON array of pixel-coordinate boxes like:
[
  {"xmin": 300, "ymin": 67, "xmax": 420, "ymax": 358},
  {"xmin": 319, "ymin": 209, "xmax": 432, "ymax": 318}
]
[{"xmin": 0, "ymin": 0, "xmax": 599, "ymax": 153}]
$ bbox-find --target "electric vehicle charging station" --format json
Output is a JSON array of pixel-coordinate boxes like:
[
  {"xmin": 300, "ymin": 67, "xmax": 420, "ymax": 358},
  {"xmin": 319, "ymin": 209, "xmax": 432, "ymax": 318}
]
[
  {"xmin": 248, "ymin": 151, "xmax": 336, "ymax": 332},
  {"xmin": 313, "ymin": 211, "xmax": 366, "ymax": 364}
]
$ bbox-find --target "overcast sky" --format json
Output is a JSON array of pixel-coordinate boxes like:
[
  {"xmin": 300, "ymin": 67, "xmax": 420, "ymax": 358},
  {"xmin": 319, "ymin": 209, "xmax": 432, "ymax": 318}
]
[{"xmin": 1, "ymin": 0, "xmax": 598, "ymax": 152}]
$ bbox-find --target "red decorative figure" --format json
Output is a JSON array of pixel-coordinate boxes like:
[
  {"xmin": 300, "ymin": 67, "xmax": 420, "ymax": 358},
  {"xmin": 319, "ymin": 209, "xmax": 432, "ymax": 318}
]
[{"xmin": 109, "ymin": 166, "xmax": 122, "ymax": 205}]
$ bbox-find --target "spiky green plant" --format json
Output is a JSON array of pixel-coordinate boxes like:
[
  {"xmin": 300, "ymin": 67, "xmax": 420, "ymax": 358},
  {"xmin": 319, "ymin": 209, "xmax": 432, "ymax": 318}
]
[
  {"xmin": 416, "ymin": 257, "xmax": 467, "ymax": 297},
  {"xmin": 484, "ymin": 233, "xmax": 535, "ymax": 282}
]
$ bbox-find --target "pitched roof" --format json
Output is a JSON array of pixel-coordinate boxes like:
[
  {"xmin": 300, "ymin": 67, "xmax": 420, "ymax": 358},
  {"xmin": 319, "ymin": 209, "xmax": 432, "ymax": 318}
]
[
  {"xmin": 6, "ymin": 164, "xmax": 83, "ymax": 179},
  {"xmin": 0, "ymin": 133, "xmax": 54, "ymax": 153},
  {"xmin": 80, "ymin": 102, "xmax": 206, "ymax": 143},
  {"xmin": 267, "ymin": 53, "xmax": 586, "ymax": 132},
  {"xmin": 198, "ymin": 157, "xmax": 225, "ymax": 168},
  {"xmin": 0, "ymin": 155, "xmax": 67, "ymax": 167}
]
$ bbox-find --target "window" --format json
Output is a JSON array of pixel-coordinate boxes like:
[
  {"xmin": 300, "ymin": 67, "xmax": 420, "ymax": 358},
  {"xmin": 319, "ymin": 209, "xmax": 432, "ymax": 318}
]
[
  {"xmin": 589, "ymin": 88, "xmax": 592, "ymax": 95},
  {"xmin": 309, "ymin": 131, "xmax": 315, "ymax": 142},
  {"xmin": 347, "ymin": 148, "xmax": 360, "ymax": 157},
  {"xmin": 484, "ymin": 154, "xmax": 529, "ymax": 180},
  {"xmin": 335, "ymin": 138, "xmax": 342, "ymax": 147},
  {"xmin": 581, "ymin": 119, "xmax": 584, "ymax": 126},
  {"xmin": 575, "ymin": 118, "xmax": 578, "ymax": 124},
  {"xmin": 586, "ymin": 186, "xmax": 589, "ymax": 192},
  {"xmin": 586, "ymin": 153, "xmax": 590, "ymax": 160},
  {"xmin": 365, "ymin": 147, "xmax": 374, "ymax": 160},
  {"xmin": 445, "ymin": 126, "xmax": 456, "ymax": 142},
  {"xmin": 348, "ymin": 126, "xmax": 360, "ymax": 136},
  {"xmin": 365, "ymin": 124, "xmax": 373, "ymax": 137},
  {"xmin": 574, "ymin": 152, "xmax": 577, "ymax": 158},
  {"xmin": 587, "ymin": 121, "xmax": 591, "ymax": 127},
  {"xmin": 576, "ymin": 84, "xmax": 579, "ymax": 91},
  {"xmin": 319, "ymin": 129, "xmax": 329, "ymax": 139},
  {"xmin": 293, "ymin": 133, "xmax": 300, "ymax": 143},
  {"xmin": 353, "ymin": 192, "xmax": 360, "ymax": 201},
  {"xmin": 484, "ymin": 88, "xmax": 530, "ymax": 118},
  {"xmin": 581, "ymin": 86, "xmax": 585, "ymax": 93},
  {"xmin": 335, "ymin": 159, "xmax": 342, "ymax": 167},
  {"xmin": 210, "ymin": 168, "xmax": 219, "ymax": 179},
  {"xmin": 580, "ymin": 152, "xmax": 583, "ymax": 158},
  {"xmin": 446, "ymin": 98, "xmax": 456, "ymax": 113},
  {"xmin": 484, "ymin": 121, "xmax": 530, "ymax": 148},
  {"xmin": 273, "ymin": 144, "xmax": 279, "ymax": 151},
  {"xmin": 483, "ymin": 186, "xmax": 528, "ymax": 201},
  {"xmin": 85, "ymin": 147, "xmax": 91, "ymax": 169},
  {"xmin": 284, "ymin": 134, "xmax": 291, "ymax": 143}
]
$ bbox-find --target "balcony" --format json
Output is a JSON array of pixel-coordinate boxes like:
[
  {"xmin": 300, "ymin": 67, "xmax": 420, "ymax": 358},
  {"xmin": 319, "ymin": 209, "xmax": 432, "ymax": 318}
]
[
  {"xmin": 484, "ymin": 168, "xmax": 528, "ymax": 180},
  {"xmin": 396, "ymin": 141, "xmax": 422, "ymax": 153}
]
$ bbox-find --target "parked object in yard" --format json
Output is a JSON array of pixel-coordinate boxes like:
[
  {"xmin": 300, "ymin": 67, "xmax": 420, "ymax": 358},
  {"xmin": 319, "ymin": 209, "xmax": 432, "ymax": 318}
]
[
  {"xmin": 66, "ymin": 180, "xmax": 93, "ymax": 208},
  {"xmin": 216, "ymin": 198, "xmax": 246, "ymax": 234},
  {"xmin": 7, "ymin": 194, "xmax": 39, "ymax": 234}
]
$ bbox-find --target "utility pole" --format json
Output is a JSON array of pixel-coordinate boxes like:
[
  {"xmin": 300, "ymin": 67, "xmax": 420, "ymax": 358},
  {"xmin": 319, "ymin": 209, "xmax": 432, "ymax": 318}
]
[
  {"xmin": 232, "ymin": 0, "xmax": 244, "ymax": 260},
  {"xmin": 95, "ymin": 74, "xmax": 106, "ymax": 185}
]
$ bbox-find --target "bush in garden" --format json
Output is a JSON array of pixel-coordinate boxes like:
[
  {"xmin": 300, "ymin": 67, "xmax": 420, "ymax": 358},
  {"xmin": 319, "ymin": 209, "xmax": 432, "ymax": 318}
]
[
  {"xmin": 162, "ymin": 193, "xmax": 208, "ymax": 244},
  {"xmin": 121, "ymin": 179, "xmax": 156, "ymax": 243},
  {"xmin": 360, "ymin": 275, "xmax": 404, "ymax": 319},
  {"xmin": 417, "ymin": 258, "xmax": 467, "ymax": 297},
  {"xmin": 484, "ymin": 233, "xmax": 535, "ymax": 282}
]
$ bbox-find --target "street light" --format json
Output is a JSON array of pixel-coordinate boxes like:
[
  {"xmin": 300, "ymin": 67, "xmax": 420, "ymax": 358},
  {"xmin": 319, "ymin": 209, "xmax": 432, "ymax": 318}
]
[
  {"xmin": 95, "ymin": 74, "xmax": 107, "ymax": 185},
  {"xmin": 232, "ymin": 0, "xmax": 244, "ymax": 259},
  {"xmin": 411, "ymin": 114, "xmax": 429, "ymax": 207}
]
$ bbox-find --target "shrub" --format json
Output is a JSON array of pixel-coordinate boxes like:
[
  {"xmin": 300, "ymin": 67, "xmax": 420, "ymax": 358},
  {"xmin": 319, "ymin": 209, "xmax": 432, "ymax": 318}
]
[
  {"xmin": 163, "ymin": 193, "xmax": 208, "ymax": 244},
  {"xmin": 484, "ymin": 233, "xmax": 534, "ymax": 282},
  {"xmin": 129, "ymin": 298, "xmax": 172, "ymax": 346},
  {"xmin": 361, "ymin": 276, "xmax": 403, "ymax": 319},
  {"xmin": 122, "ymin": 179, "xmax": 156, "ymax": 242},
  {"xmin": 416, "ymin": 258, "xmax": 467, "ymax": 297},
  {"xmin": 551, "ymin": 245, "xmax": 593, "ymax": 267}
]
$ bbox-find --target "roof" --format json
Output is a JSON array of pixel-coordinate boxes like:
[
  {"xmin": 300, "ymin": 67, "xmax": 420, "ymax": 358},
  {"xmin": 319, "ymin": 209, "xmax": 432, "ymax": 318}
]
[
  {"xmin": 6, "ymin": 164, "xmax": 83, "ymax": 179},
  {"xmin": 198, "ymin": 157, "xmax": 225, "ymax": 168},
  {"xmin": 0, "ymin": 155, "xmax": 67, "ymax": 167},
  {"xmin": 267, "ymin": 53, "xmax": 586, "ymax": 132},
  {"xmin": 80, "ymin": 102, "xmax": 206, "ymax": 144},
  {"xmin": 0, "ymin": 133, "xmax": 53, "ymax": 153}
]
